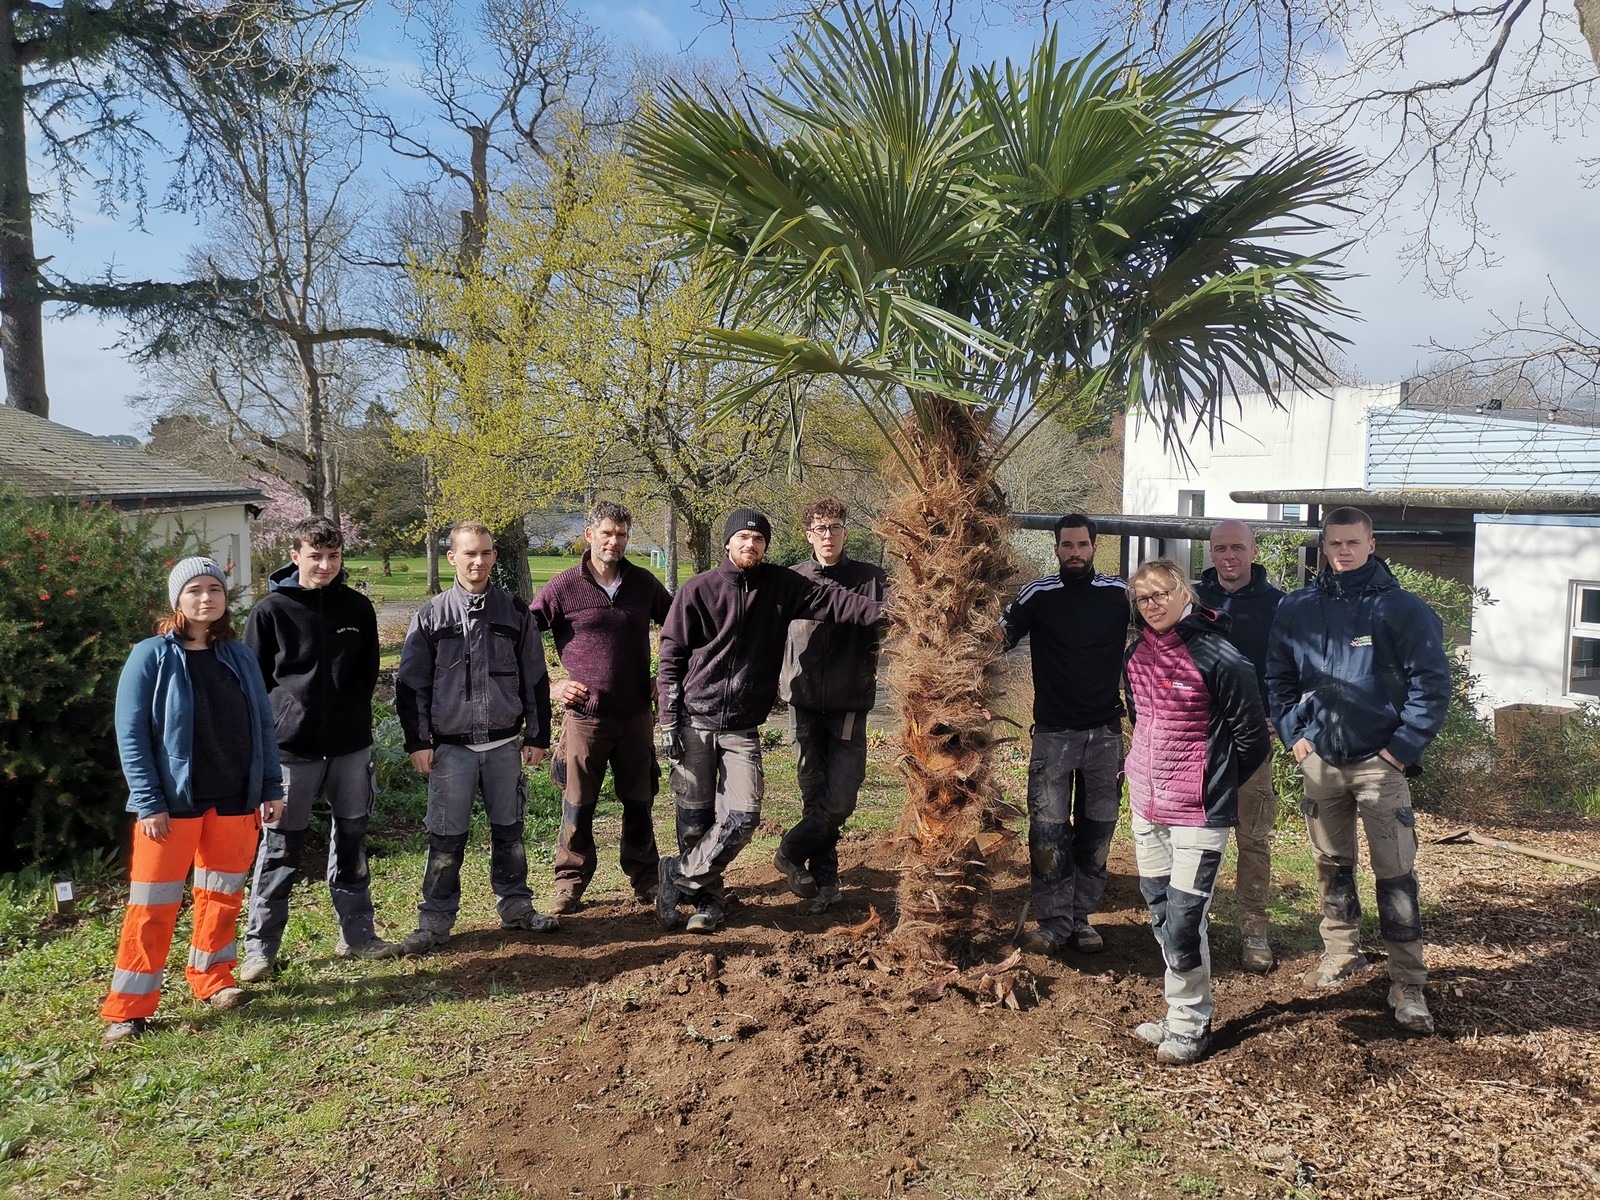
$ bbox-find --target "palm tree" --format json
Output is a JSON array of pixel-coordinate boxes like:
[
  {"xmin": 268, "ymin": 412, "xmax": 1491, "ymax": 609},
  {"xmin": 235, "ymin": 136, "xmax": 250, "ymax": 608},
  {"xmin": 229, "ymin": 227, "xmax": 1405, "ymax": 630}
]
[{"xmin": 631, "ymin": 2, "xmax": 1359, "ymax": 961}]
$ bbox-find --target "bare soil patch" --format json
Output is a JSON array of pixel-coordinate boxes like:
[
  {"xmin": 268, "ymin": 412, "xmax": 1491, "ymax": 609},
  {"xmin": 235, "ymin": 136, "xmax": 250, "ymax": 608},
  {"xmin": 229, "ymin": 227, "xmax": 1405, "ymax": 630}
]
[{"xmin": 409, "ymin": 811, "xmax": 1600, "ymax": 1199}]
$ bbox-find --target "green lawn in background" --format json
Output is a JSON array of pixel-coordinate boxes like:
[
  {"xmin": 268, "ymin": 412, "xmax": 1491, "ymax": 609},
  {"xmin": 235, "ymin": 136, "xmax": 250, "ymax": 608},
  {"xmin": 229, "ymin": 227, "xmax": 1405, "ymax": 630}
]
[{"xmin": 344, "ymin": 555, "xmax": 668, "ymax": 606}]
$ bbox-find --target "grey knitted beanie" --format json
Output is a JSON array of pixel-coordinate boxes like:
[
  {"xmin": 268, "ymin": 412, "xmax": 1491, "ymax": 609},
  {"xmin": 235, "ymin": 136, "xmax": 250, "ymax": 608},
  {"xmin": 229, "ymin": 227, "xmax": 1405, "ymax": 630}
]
[{"xmin": 167, "ymin": 557, "xmax": 229, "ymax": 608}]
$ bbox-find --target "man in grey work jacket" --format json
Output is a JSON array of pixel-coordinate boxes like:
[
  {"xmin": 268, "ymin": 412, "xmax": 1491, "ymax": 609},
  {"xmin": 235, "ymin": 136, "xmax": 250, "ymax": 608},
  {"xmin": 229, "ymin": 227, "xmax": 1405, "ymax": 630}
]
[
  {"xmin": 396, "ymin": 520, "xmax": 557, "ymax": 954},
  {"xmin": 773, "ymin": 497, "xmax": 888, "ymax": 915}
]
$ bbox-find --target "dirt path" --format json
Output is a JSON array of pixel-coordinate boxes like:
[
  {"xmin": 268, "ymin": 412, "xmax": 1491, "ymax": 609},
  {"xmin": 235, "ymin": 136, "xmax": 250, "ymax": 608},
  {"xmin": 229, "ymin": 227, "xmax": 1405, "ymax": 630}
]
[{"xmin": 417, "ymin": 813, "xmax": 1600, "ymax": 1199}]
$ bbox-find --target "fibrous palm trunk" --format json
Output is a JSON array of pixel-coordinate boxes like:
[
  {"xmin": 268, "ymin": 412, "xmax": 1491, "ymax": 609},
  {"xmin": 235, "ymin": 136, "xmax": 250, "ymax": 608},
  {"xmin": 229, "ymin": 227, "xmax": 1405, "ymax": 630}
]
[{"xmin": 879, "ymin": 398, "xmax": 1017, "ymax": 964}]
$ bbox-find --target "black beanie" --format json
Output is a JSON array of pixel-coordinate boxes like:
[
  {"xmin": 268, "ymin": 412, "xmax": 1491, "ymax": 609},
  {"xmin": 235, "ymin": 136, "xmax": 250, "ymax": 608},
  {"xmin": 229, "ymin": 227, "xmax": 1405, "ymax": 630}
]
[{"xmin": 723, "ymin": 507, "xmax": 772, "ymax": 545}]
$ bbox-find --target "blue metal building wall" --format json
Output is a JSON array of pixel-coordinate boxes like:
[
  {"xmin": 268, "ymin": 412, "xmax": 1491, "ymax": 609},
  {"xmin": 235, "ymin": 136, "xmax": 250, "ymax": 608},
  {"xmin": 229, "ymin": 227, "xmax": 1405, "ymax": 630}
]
[{"xmin": 1367, "ymin": 409, "xmax": 1600, "ymax": 491}]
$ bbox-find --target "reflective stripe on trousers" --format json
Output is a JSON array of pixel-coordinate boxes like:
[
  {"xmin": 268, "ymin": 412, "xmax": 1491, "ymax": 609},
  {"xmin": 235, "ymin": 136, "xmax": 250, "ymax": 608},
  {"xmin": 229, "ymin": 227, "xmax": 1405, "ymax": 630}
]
[{"xmin": 101, "ymin": 809, "xmax": 261, "ymax": 1022}]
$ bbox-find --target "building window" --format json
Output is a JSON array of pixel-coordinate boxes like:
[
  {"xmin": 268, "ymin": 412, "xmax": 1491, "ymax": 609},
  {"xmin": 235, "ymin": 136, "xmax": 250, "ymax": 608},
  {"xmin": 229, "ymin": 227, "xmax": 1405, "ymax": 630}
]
[
  {"xmin": 1569, "ymin": 583, "xmax": 1600, "ymax": 699},
  {"xmin": 1281, "ymin": 503, "xmax": 1304, "ymax": 523}
]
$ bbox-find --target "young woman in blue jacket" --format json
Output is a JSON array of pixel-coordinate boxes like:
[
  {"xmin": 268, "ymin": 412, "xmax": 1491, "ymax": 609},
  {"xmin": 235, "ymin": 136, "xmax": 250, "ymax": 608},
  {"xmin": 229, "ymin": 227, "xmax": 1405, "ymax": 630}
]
[{"xmin": 100, "ymin": 558, "xmax": 284, "ymax": 1045}]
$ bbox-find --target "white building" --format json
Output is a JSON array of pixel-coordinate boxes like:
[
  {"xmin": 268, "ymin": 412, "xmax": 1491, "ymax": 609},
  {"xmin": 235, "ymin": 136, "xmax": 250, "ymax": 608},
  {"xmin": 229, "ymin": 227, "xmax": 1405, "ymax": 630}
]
[
  {"xmin": 1121, "ymin": 384, "xmax": 1600, "ymax": 712},
  {"xmin": 1, "ymin": 406, "xmax": 263, "ymax": 595}
]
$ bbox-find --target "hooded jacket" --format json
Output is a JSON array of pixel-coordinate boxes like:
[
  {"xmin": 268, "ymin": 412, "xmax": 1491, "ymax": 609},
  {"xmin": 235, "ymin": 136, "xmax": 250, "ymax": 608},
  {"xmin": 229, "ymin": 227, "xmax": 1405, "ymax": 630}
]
[
  {"xmin": 1001, "ymin": 569, "xmax": 1130, "ymax": 730},
  {"xmin": 1265, "ymin": 557, "xmax": 1450, "ymax": 771},
  {"xmin": 1124, "ymin": 605, "xmax": 1270, "ymax": 828},
  {"xmin": 1191, "ymin": 563, "xmax": 1285, "ymax": 698},
  {"xmin": 659, "ymin": 556, "xmax": 884, "ymax": 732},
  {"xmin": 243, "ymin": 563, "xmax": 380, "ymax": 759},
  {"xmin": 396, "ymin": 582, "xmax": 551, "ymax": 753},
  {"xmin": 779, "ymin": 553, "xmax": 889, "ymax": 714},
  {"xmin": 114, "ymin": 633, "xmax": 286, "ymax": 818}
]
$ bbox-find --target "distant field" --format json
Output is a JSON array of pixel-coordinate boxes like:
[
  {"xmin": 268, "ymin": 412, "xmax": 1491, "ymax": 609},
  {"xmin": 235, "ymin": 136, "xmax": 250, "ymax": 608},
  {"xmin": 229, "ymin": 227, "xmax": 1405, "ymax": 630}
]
[{"xmin": 343, "ymin": 554, "xmax": 666, "ymax": 603}]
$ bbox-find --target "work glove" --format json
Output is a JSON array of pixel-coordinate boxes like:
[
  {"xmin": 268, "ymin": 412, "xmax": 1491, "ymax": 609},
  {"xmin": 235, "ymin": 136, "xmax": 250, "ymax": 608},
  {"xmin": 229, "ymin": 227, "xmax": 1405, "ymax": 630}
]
[{"xmin": 659, "ymin": 723, "xmax": 684, "ymax": 763}]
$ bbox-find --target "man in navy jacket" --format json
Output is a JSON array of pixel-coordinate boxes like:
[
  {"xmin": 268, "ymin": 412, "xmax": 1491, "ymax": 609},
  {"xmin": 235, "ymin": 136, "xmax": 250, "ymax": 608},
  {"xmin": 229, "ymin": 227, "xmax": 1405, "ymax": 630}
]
[{"xmin": 1266, "ymin": 507, "xmax": 1450, "ymax": 1034}]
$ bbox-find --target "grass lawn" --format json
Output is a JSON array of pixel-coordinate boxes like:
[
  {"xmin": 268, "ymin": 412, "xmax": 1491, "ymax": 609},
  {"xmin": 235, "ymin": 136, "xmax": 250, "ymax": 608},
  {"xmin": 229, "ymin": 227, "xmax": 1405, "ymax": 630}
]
[
  {"xmin": 0, "ymin": 727, "xmax": 1327, "ymax": 1199},
  {"xmin": 344, "ymin": 555, "xmax": 666, "ymax": 606}
]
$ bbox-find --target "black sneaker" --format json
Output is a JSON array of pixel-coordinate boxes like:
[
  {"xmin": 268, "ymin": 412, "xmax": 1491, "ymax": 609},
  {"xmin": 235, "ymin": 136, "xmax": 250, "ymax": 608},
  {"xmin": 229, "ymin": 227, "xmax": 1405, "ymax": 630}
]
[
  {"xmin": 656, "ymin": 857, "xmax": 685, "ymax": 930},
  {"xmin": 772, "ymin": 847, "xmax": 819, "ymax": 899},
  {"xmin": 685, "ymin": 899, "xmax": 725, "ymax": 934},
  {"xmin": 400, "ymin": 928, "xmax": 449, "ymax": 956}
]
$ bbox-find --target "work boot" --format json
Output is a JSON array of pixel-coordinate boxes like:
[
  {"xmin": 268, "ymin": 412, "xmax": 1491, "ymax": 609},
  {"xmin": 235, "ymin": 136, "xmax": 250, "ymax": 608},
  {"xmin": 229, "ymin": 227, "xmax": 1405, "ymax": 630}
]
[
  {"xmin": 237, "ymin": 953, "xmax": 275, "ymax": 984},
  {"xmin": 1020, "ymin": 927, "xmax": 1066, "ymax": 955},
  {"xmin": 547, "ymin": 889, "xmax": 583, "ymax": 916},
  {"xmin": 803, "ymin": 885, "xmax": 843, "ymax": 915},
  {"xmin": 1155, "ymin": 1027, "xmax": 1212, "ymax": 1066},
  {"xmin": 685, "ymin": 898, "xmax": 726, "ymax": 934},
  {"xmin": 1306, "ymin": 953, "xmax": 1369, "ymax": 989},
  {"xmin": 401, "ymin": 928, "xmax": 449, "ymax": 956},
  {"xmin": 335, "ymin": 936, "xmax": 401, "ymax": 960},
  {"xmin": 101, "ymin": 1018, "xmax": 148, "ymax": 1047},
  {"xmin": 656, "ymin": 857, "xmax": 686, "ymax": 930},
  {"xmin": 633, "ymin": 884, "xmax": 658, "ymax": 906},
  {"xmin": 1068, "ymin": 923, "xmax": 1105, "ymax": 954},
  {"xmin": 500, "ymin": 909, "xmax": 560, "ymax": 933},
  {"xmin": 1133, "ymin": 1020, "xmax": 1167, "ymax": 1048},
  {"xmin": 1241, "ymin": 936, "xmax": 1275, "ymax": 974},
  {"xmin": 772, "ymin": 847, "xmax": 819, "ymax": 899},
  {"xmin": 206, "ymin": 987, "xmax": 250, "ymax": 1011},
  {"xmin": 1388, "ymin": 982, "xmax": 1435, "ymax": 1034}
]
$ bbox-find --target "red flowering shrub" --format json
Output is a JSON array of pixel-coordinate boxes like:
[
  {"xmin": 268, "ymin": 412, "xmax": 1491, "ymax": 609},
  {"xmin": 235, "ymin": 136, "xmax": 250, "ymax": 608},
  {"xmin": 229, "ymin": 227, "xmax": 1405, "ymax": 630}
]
[{"xmin": 0, "ymin": 493, "xmax": 184, "ymax": 869}]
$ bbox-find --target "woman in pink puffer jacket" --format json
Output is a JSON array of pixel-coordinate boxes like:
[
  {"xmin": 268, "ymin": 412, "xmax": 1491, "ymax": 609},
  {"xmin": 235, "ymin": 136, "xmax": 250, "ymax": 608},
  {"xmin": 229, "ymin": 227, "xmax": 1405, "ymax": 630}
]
[{"xmin": 1123, "ymin": 558, "xmax": 1269, "ymax": 1065}]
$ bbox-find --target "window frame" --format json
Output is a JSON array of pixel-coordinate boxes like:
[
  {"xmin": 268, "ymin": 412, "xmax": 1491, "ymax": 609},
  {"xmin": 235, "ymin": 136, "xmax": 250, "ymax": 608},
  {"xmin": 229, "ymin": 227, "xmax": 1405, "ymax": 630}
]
[{"xmin": 1565, "ymin": 580, "xmax": 1600, "ymax": 701}]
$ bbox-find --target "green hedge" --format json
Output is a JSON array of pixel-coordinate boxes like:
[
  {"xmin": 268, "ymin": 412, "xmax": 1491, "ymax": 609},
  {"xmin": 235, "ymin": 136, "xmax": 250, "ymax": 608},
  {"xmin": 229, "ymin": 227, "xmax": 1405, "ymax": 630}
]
[{"xmin": 0, "ymin": 495, "xmax": 181, "ymax": 870}]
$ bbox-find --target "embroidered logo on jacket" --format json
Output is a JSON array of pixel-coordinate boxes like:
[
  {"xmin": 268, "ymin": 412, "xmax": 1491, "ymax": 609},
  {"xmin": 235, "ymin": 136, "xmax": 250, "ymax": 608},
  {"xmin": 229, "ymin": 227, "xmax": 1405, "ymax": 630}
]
[{"xmin": 1350, "ymin": 635, "xmax": 1373, "ymax": 647}]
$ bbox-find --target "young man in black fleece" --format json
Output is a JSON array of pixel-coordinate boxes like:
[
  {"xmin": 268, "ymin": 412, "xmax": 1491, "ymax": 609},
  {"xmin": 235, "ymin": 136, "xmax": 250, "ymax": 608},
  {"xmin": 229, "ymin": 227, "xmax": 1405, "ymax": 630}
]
[
  {"xmin": 655, "ymin": 508, "xmax": 886, "ymax": 934},
  {"xmin": 240, "ymin": 517, "xmax": 395, "ymax": 980},
  {"xmin": 773, "ymin": 497, "xmax": 888, "ymax": 915}
]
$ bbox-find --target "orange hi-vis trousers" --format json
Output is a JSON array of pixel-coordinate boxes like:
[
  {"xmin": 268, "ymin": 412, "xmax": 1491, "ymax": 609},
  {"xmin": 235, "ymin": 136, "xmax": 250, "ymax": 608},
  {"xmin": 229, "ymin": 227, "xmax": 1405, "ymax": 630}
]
[{"xmin": 101, "ymin": 809, "xmax": 261, "ymax": 1022}]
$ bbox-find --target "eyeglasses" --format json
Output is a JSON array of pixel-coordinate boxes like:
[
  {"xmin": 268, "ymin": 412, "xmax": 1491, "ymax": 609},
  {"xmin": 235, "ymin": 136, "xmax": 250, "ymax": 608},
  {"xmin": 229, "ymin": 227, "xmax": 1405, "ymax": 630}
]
[
  {"xmin": 1134, "ymin": 588, "xmax": 1176, "ymax": 609},
  {"xmin": 808, "ymin": 523, "xmax": 846, "ymax": 536}
]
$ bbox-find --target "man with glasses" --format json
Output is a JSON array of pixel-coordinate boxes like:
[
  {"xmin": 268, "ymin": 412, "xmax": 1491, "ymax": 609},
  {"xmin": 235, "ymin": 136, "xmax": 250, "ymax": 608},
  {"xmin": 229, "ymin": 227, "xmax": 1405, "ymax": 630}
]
[
  {"xmin": 1002, "ymin": 514, "xmax": 1130, "ymax": 956},
  {"xmin": 773, "ymin": 498, "xmax": 889, "ymax": 913}
]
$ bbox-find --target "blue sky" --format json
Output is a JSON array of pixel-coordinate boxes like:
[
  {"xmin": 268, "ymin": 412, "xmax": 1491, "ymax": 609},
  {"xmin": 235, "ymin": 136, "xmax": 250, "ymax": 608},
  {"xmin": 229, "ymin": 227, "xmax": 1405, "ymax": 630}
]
[{"xmin": 29, "ymin": 0, "xmax": 1600, "ymax": 436}]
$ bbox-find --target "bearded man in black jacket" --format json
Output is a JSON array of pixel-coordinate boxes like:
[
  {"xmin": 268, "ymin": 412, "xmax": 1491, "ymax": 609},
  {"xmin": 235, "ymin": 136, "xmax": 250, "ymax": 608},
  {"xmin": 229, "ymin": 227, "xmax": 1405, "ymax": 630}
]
[
  {"xmin": 240, "ymin": 517, "xmax": 396, "ymax": 980},
  {"xmin": 655, "ymin": 508, "xmax": 885, "ymax": 934}
]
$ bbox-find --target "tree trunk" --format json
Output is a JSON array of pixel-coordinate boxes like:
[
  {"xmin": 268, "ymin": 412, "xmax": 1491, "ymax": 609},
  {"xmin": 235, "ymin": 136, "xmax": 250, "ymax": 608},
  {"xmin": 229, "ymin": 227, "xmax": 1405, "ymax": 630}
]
[
  {"xmin": 664, "ymin": 504, "xmax": 679, "ymax": 591},
  {"xmin": 0, "ymin": 7, "xmax": 49, "ymax": 418},
  {"xmin": 494, "ymin": 519, "xmax": 534, "ymax": 605},
  {"xmin": 879, "ymin": 398, "xmax": 1017, "ymax": 964},
  {"xmin": 299, "ymin": 344, "xmax": 330, "ymax": 516},
  {"xmin": 427, "ymin": 528, "xmax": 441, "ymax": 593},
  {"xmin": 686, "ymin": 516, "xmax": 716, "ymax": 574},
  {"xmin": 381, "ymin": 547, "xmax": 391, "ymax": 577}
]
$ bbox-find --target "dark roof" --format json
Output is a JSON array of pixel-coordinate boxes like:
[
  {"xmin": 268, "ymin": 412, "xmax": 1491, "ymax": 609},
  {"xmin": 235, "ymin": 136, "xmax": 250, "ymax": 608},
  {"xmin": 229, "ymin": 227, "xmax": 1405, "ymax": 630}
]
[{"xmin": 0, "ymin": 406, "xmax": 261, "ymax": 508}]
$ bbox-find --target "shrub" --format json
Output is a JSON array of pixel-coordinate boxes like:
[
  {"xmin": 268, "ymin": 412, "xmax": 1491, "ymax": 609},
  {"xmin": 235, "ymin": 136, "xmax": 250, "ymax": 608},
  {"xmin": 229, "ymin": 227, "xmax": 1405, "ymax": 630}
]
[{"xmin": 0, "ymin": 495, "xmax": 185, "ymax": 870}]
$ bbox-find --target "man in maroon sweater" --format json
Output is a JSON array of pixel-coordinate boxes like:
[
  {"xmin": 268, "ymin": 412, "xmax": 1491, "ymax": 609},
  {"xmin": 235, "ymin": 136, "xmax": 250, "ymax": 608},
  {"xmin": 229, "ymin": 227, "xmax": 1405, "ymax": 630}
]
[
  {"xmin": 655, "ymin": 508, "xmax": 886, "ymax": 934},
  {"xmin": 531, "ymin": 501, "xmax": 673, "ymax": 912}
]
